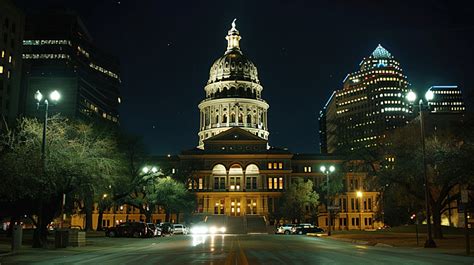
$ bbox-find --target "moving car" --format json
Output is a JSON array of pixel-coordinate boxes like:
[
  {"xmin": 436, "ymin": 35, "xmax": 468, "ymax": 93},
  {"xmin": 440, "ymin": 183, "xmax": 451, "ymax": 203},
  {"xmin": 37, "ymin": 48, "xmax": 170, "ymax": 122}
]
[
  {"xmin": 275, "ymin": 224, "xmax": 295, "ymax": 235},
  {"xmin": 105, "ymin": 222, "xmax": 149, "ymax": 238}
]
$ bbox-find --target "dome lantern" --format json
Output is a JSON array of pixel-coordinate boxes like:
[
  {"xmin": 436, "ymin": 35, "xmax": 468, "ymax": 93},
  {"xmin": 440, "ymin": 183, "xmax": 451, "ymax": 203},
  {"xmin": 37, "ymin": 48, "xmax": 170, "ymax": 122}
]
[{"xmin": 226, "ymin": 19, "xmax": 241, "ymax": 53}]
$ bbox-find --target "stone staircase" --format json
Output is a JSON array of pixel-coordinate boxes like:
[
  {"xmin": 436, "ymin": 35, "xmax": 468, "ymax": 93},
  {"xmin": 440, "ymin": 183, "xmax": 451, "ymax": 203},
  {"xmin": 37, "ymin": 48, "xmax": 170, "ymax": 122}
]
[
  {"xmin": 203, "ymin": 215, "xmax": 268, "ymax": 234},
  {"xmin": 246, "ymin": 215, "xmax": 267, "ymax": 234}
]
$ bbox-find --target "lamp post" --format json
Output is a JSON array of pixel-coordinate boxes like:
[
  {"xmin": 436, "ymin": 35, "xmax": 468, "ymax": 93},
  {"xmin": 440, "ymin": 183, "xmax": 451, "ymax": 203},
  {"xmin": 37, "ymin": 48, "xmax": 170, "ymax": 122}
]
[
  {"xmin": 35, "ymin": 90, "xmax": 61, "ymax": 161},
  {"xmin": 320, "ymin": 165, "xmax": 335, "ymax": 236},
  {"xmin": 35, "ymin": 90, "xmax": 61, "ymax": 227},
  {"xmin": 406, "ymin": 90, "xmax": 437, "ymax": 248},
  {"xmin": 357, "ymin": 191, "xmax": 363, "ymax": 230}
]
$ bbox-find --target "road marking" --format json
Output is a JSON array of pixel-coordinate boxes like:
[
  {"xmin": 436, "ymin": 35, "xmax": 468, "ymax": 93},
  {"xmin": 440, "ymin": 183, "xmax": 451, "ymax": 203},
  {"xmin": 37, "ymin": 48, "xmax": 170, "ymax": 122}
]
[{"xmin": 237, "ymin": 239, "xmax": 249, "ymax": 265}]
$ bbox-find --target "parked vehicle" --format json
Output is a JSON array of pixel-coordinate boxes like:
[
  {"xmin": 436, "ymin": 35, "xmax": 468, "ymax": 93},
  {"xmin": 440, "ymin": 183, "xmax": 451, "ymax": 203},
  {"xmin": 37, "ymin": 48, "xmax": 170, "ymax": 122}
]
[
  {"xmin": 105, "ymin": 222, "xmax": 149, "ymax": 238},
  {"xmin": 146, "ymin": 223, "xmax": 161, "ymax": 237},
  {"xmin": 173, "ymin": 224, "xmax": 188, "ymax": 235},
  {"xmin": 275, "ymin": 224, "xmax": 295, "ymax": 235},
  {"xmin": 158, "ymin": 222, "xmax": 174, "ymax": 235},
  {"xmin": 293, "ymin": 226, "xmax": 324, "ymax": 235},
  {"xmin": 291, "ymin": 223, "xmax": 314, "ymax": 234}
]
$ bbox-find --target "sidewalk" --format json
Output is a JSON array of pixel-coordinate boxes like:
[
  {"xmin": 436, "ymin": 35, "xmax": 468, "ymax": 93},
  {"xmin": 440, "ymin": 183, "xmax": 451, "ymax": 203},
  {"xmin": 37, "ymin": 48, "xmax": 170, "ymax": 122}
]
[{"xmin": 320, "ymin": 231, "xmax": 474, "ymax": 257}]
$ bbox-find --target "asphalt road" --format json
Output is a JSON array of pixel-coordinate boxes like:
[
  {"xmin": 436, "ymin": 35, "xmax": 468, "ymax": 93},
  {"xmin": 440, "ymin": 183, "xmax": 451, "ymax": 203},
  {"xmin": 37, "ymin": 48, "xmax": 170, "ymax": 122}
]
[{"xmin": 1, "ymin": 234, "xmax": 473, "ymax": 264}]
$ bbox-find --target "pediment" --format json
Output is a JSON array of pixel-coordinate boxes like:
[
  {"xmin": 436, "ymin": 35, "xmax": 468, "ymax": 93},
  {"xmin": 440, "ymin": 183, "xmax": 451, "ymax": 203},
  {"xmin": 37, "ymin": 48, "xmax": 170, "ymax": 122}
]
[{"xmin": 204, "ymin": 127, "xmax": 266, "ymax": 143}]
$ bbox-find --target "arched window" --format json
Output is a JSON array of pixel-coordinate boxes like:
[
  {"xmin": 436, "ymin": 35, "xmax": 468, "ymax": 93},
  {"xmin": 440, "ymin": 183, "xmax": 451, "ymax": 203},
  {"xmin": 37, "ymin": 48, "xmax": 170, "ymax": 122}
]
[
  {"xmin": 229, "ymin": 164, "xmax": 243, "ymax": 191},
  {"xmin": 247, "ymin": 114, "xmax": 252, "ymax": 124},
  {"xmin": 245, "ymin": 164, "xmax": 259, "ymax": 190},
  {"xmin": 238, "ymin": 113, "xmax": 243, "ymax": 123},
  {"xmin": 223, "ymin": 114, "xmax": 228, "ymax": 123},
  {"xmin": 231, "ymin": 113, "xmax": 236, "ymax": 123},
  {"xmin": 212, "ymin": 164, "xmax": 227, "ymax": 190},
  {"xmin": 215, "ymin": 115, "xmax": 219, "ymax": 124}
]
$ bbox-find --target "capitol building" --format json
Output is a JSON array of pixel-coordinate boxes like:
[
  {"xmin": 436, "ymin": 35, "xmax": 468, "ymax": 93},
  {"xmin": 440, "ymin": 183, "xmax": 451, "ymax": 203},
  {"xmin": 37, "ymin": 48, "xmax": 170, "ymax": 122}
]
[{"xmin": 73, "ymin": 21, "xmax": 383, "ymax": 232}]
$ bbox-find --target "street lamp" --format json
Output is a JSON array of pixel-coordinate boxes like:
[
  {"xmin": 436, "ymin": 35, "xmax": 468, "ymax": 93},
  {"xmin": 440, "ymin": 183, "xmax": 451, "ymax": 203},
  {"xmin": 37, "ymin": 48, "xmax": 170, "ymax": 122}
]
[
  {"xmin": 356, "ymin": 191, "xmax": 363, "ymax": 231},
  {"xmin": 406, "ymin": 89, "xmax": 437, "ymax": 248},
  {"xmin": 320, "ymin": 165, "xmax": 336, "ymax": 236},
  {"xmin": 35, "ymin": 90, "xmax": 61, "ymax": 160}
]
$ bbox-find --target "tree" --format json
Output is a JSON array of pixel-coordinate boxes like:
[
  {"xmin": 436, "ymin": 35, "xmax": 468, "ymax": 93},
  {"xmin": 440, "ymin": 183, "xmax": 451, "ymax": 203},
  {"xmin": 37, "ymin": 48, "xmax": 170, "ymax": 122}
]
[
  {"xmin": 279, "ymin": 179, "xmax": 319, "ymax": 223},
  {"xmin": 148, "ymin": 177, "xmax": 195, "ymax": 223},
  {"xmin": 377, "ymin": 115, "xmax": 474, "ymax": 238},
  {"xmin": 0, "ymin": 116, "xmax": 121, "ymax": 247}
]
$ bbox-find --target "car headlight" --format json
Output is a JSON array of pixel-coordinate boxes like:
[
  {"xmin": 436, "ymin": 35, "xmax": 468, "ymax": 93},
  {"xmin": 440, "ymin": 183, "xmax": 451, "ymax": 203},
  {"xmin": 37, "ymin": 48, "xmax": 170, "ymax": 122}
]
[
  {"xmin": 209, "ymin": 226, "xmax": 217, "ymax": 234},
  {"xmin": 220, "ymin": 227, "xmax": 226, "ymax": 233},
  {"xmin": 191, "ymin": 226, "xmax": 208, "ymax": 234}
]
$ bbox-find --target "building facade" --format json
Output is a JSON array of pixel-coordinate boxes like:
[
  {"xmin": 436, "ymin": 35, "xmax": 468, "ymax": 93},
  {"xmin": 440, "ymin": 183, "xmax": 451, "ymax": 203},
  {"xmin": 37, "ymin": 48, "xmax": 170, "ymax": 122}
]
[
  {"xmin": 182, "ymin": 22, "xmax": 382, "ymax": 230},
  {"xmin": 0, "ymin": 0, "xmax": 24, "ymax": 129},
  {"xmin": 21, "ymin": 11, "xmax": 121, "ymax": 122},
  {"xmin": 322, "ymin": 45, "xmax": 411, "ymax": 153},
  {"xmin": 427, "ymin": 85, "xmax": 465, "ymax": 114}
]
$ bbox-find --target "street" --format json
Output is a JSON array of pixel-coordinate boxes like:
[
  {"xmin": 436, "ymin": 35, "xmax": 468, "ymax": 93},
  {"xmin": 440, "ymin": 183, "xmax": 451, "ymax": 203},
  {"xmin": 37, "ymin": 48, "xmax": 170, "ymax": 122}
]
[{"xmin": 1, "ymin": 234, "xmax": 473, "ymax": 264}]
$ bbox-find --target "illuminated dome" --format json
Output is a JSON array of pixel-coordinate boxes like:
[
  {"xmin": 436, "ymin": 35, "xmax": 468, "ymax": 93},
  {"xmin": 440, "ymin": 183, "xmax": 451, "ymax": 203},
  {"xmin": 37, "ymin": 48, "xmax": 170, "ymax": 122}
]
[
  {"xmin": 197, "ymin": 19, "xmax": 269, "ymax": 149},
  {"xmin": 207, "ymin": 20, "xmax": 259, "ymax": 85},
  {"xmin": 371, "ymin": 44, "xmax": 392, "ymax": 59},
  {"xmin": 208, "ymin": 51, "xmax": 259, "ymax": 84}
]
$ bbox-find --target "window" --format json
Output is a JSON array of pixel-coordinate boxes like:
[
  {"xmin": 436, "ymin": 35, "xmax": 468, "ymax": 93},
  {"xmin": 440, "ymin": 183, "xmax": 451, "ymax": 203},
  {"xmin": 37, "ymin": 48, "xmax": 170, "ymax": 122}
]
[
  {"xmin": 268, "ymin": 177, "xmax": 283, "ymax": 190},
  {"xmin": 198, "ymin": 177, "xmax": 203, "ymax": 190},
  {"xmin": 1, "ymin": 50, "xmax": 4, "ymax": 58},
  {"xmin": 246, "ymin": 177, "xmax": 257, "ymax": 190},
  {"xmin": 278, "ymin": 163, "xmax": 283, "ymax": 169},
  {"xmin": 268, "ymin": 162, "xmax": 272, "ymax": 169},
  {"xmin": 0, "ymin": 65, "xmax": 3, "ymax": 73},
  {"xmin": 351, "ymin": 198, "xmax": 355, "ymax": 210},
  {"xmin": 303, "ymin": 166, "xmax": 312, "ymax": 172}
]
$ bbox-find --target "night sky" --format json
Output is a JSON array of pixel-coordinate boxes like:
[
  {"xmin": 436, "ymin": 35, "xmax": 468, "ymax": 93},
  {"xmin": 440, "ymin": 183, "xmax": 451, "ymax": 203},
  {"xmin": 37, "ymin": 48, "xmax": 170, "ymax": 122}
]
[{"xmin": 16, "ymin": 0, "xmax": 474, "ymax": 155}]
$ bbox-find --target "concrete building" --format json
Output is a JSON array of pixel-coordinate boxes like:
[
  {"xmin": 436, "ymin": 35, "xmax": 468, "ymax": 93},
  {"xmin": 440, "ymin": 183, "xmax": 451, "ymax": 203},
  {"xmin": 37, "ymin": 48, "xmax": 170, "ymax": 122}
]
[
  {"xmin": 21, "ymin": 11, "xmax": 121, "ymax": 123},
  {"xmin": 322, "ymin": 45, "xmax": 411, "ymax": 153},
  {"xmin": 427, "ymin": 85, "xmax": 465, "ymax": 114},
  {"xmin": 0, "ymin": 0, "xmax": 24, "ymax": 128}
]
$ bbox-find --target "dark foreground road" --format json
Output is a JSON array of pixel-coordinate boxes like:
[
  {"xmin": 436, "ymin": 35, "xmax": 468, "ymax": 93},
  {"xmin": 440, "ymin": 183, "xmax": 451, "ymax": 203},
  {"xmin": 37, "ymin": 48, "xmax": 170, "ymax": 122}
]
[{"xmin": 1, "ymin": 234, "xmax": 473, "ymax": 264}]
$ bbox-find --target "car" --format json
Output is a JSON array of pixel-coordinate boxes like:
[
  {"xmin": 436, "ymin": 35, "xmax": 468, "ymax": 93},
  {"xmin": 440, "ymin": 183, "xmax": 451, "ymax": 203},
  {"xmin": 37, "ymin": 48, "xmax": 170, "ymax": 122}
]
[
  {"xmin": 158, "ymin": 222, "xmax": 174, "ymax": 235},
  {"xmin": 293, "ymin": 226, "xmax": 324, "ymax": 235},
  {"xmin": 275, "ymin": 224, "xmax": 295, "ymax": 235},
  {"xmin": 290, "ymin": 223, "xmax": 314, "ymax": 234},
  {"xmin": 146, "ymin": 223, "xmax": 161, "ymax": 237},
  {"xmin": 172, "ymin": 224, "xmax": 188, "ymax": 235},
  {"xmin": 105, "ymin": 222, "xmax": 149, "ymax": 238}
]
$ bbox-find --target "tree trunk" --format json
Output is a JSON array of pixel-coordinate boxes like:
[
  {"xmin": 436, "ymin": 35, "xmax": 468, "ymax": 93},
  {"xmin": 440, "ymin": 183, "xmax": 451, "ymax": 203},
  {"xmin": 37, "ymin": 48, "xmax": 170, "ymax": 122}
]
[
  {"xmin": 175, "ymin": 211, "xmax": 180, "ymax": 224},
  {"xmin": 165, "ymin": 209, "xmax": 171, "ymax": 223},
  {"xmin": 84, "ymin": 195, "xmax": 93, "ymax": 231},
  {"xmin": 96, "ymin": 209, "xmax": 104, "ymax": 231},
  {"xmin": 432, "ymin": 204, "xmax": 443, "ymax": 239},
  {"xmin": 145, "ymin": 210, "xmax": 152, "ymax": 223},
  {"xmin": 32, "ymin": 201, "xmax": 55, "ymax": 248}
]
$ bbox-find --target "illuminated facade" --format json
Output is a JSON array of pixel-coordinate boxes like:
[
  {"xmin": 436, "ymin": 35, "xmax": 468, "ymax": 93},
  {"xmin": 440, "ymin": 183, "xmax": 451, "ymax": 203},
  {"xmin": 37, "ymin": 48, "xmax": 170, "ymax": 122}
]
[
  {"xmin": 427, "ymin": 85, "xmax": 465, "ymax": 114},
  {"xmin": 181, "ymin": 21, "xmax": 382, "ymax": 231},
  {"xmin": 322, "ymin": 45, "xmax": 411, "ymax": 153},
  {"xmin": 0, "ymin": 0, "xmax": 24, "ymax": 129},
  {"xmin": 21, "ymin": 12, "xmax": 121, "ymax": 123},
  {"xmin": 198, "ymin": 20, "xmax": 269, "ymax": 149}
]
